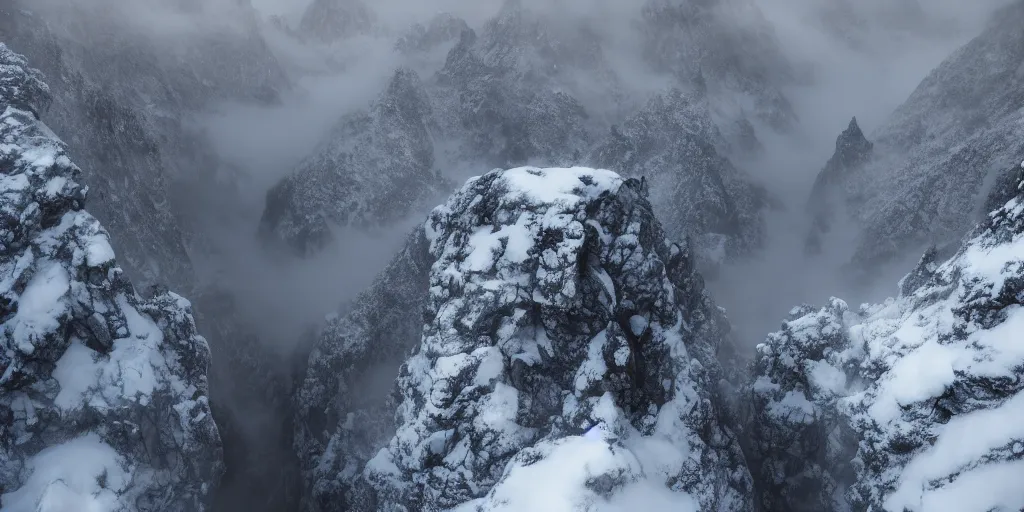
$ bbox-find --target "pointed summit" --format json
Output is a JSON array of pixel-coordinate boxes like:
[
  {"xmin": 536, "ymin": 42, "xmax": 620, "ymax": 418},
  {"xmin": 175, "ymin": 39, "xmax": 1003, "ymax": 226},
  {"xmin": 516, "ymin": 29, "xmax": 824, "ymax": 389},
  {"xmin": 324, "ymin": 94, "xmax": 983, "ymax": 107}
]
[
  {"xmin": 847, "ymin": 116, "xmax": 863, "ymax": 136},
  {"xmin": 804, "ymin": 116, "xmax": 874, "ymax": 254},
  {"xmin": 835, "ymin": 116, "xmax": 871, "ymax": 157}
]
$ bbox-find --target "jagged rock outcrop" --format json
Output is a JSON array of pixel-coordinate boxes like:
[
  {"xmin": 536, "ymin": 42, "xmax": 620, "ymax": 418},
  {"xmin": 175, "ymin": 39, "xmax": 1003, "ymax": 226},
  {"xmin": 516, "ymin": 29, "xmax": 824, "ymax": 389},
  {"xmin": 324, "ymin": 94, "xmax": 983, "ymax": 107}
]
[
  {"xmin": 590, "ymin": 89, "xmax": 774, "ymax": 265},
  {"xmin": 297, "ymin": 167, "xmax": 753, "ymax": 511},
  {"xmin": 805, "ymin": 117, "xmax": 874, "ymax": 254},
  {"xmin": 746, "ymin": 161, "xmax": 1024, "ymax": 511},
  {"xmin": 430, "ymin": 13, "xmax": 595, "ymax": 170},
  {"xmin": 0, "ymin": 44, "xmax": 222, "ymax": 511},
  {"xmin": 259, "ymin": 68, "xmax": 450, "ymax": 255},
  {"xmin": 807, "ymin": 1, "xmax": 1024, "ymax": 271}
]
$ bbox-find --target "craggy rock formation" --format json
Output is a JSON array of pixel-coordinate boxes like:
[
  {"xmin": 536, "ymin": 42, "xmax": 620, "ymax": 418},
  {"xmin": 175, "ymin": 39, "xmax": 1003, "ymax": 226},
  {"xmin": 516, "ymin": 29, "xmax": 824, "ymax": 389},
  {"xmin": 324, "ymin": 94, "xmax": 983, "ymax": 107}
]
[
  {"xmin": 395, "ymin": 13, "xmax": 471, "ymax": 56},
  {"xmin": 266, "ymin": 0, "xmax": 791, "ymax": 264},
  {"xmin": 805, "ymin": 117, "xmax": 874, "ymax": 254},
  {"xmin": 1, "ymin": 5, "xmax": 305, "ymax": 509},
  {"xmin": 0, "ymin": 44, "xmax": 222, "ymax": 511},
  {"xmin": 808, "ymin": 2, "xmax": 1024, "ymax": 270},
  {"xmin": 296, "ymin": 167, "xmax": 753, "ymax": 511},
  {"xmin": 748, "ymin": 162, "xmax": 1024, "ymax": 511}
]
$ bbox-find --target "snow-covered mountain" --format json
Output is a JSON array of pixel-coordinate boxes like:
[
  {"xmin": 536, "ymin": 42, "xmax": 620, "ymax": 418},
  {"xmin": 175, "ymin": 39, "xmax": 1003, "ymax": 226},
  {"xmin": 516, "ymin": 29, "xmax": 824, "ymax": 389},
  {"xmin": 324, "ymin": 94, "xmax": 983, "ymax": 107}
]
[
  {"xmin": 746, "ymin": 161, "xmax": 1024, "ymax": 511},
  {"xmin": 0, "ymin": 43, "xmax": 222, "ymax": 511},
  {"xmin": 264, "ymin": 0, "xmax": 792, "ymax": 263},
  {"xmin": 1, "ymin": 4, "xmax": 305, "ymax": 510},
  {"xmin": 640, "ymin": 0, "xmax": 797, "ymax": 133},
  {"xmin": 807, "ymin": 1, "xmax": 1024, "ymax": 271},
  {"xmin": 296, "ymin": 167, "xmax": 752, "ymax": 511},
  {"xmin": 259, "ymin": 68, "xmax": 450, "ymax": 255}
]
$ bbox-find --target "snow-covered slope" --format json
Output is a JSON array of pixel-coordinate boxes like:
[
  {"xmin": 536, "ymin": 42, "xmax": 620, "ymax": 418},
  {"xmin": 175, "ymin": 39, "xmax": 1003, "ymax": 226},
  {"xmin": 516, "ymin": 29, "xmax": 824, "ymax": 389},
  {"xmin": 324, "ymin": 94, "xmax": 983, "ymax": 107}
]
[
  {"xmin": 747, "ymin": 161, "xmax": 1024, "ymax": 511},
  {"xmin": 296, "ymin": 166, "xmax": 752, "ymax": 511},
  {"xmin": 0, "ymin": 43, "xmax": 222, "ymax": 511},
  {"xmin": 807, "ymin": 2, "xmax": 1024, "ymax": 270}
]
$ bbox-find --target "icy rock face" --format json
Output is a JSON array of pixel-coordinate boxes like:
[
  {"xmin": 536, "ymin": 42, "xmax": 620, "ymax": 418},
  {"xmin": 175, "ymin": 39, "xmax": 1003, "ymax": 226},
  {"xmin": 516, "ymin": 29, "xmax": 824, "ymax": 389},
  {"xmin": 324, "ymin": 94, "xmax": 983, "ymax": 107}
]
[
  {"xmin": 300, "ymin": 167, "xmax": 753, "ymax": 511},
  {"xmin": 748, "ymin": 164, "xmax": 1024, "ymax": 511},
  {"xmin": 805, "ymin": 117, "xmax": 874, "ymax": 254},
  {"xmin": 591, "ymin": 89, "xmax": 773, "ymax": 264},
  {"xmin": 0, "ymin": 44, "xmax": 222, "ymax": 511},
  {"xmin": 2, "ymin": 7, "xmax": 304, "ymax": 509},
  {"xmin": 809, "ymin": 1, "xmax": 1024, "ymax": 270},
  {"xmin": 260, "ymin": 67, "xmax": 450, "ymax": 255}
]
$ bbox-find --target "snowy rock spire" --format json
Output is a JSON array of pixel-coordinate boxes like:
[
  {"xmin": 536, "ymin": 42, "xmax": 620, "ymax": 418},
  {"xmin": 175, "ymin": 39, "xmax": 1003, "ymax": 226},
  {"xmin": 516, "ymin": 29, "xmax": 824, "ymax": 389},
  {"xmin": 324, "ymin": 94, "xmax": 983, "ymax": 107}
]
[
  {"xmin": 747, "ymin": 159, "xmax": 1024, "ymax": 511},
  {"xmin": 805, "ymin": 116, "xmax": 875, "ymax": 254},
  {"xmin": 0, "ymin": 43, "xmax": 222, "ymax": 511},
  {"xmin": 298, "ymin": 166, "xmax": 752, "ymax": 511}
]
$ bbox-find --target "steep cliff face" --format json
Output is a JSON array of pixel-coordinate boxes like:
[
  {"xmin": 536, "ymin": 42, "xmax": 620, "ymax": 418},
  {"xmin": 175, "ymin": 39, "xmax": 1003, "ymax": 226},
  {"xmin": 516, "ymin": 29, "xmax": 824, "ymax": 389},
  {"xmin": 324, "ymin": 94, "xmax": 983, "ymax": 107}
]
[
  {"xmin": 807, "ymin": 2, "xmax": 1024, "ymax": 271},
  {"xmin": 748, "ymin": 162, "xmax": 1024, "ymax": 511},
  {"xmin": 0, "ymin": 43, "xmax": 222, "ymax": 511},
  {"xmin": 296, "ymin": 167, "xmax": 752, "ymax": 511}
]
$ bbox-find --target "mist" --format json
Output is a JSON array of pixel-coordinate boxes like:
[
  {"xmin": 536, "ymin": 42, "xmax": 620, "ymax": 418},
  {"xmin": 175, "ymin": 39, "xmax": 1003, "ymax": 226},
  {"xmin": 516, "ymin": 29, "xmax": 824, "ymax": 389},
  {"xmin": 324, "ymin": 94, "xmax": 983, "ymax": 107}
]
[
  {"xmin": 3, "ymin": 0, "xmax": 1016, "ymax": 509},
  {"xmin": 227, "ymin": 0, "xmax": 1010, "ymax": 350}
]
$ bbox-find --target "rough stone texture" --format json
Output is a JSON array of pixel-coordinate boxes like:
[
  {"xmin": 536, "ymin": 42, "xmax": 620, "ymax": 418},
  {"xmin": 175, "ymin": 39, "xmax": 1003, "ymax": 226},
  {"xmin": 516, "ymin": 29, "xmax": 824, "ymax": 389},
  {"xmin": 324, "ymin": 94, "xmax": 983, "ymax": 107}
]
[
  {"xmin": 0, "ymin": 43, "xmax": 222, "ymax": 510},
  {"xmin": 747, "ymin": 162, "xmax": 1024, "ymax": 511},
  {"xmin": 294, "ymin": 228, "xmax": 433, "ymax": 512},
  {"xmin": 297, "ymin": 167, "xmax": 753, "ymax": 511}
]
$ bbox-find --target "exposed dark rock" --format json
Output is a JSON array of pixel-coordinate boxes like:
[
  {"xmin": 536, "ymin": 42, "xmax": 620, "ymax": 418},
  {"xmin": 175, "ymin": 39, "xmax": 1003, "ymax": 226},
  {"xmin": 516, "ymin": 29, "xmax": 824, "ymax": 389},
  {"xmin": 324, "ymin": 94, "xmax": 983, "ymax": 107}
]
[
  {"xmin": 296, "ymin": 167, "xmax": 753, "ymax": 511},
  {"xmin": 0, "ymin": 43, "xmax": 222, "ymax": 510}
]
